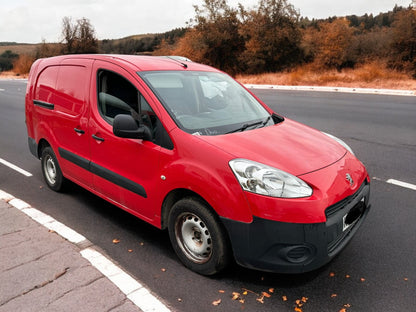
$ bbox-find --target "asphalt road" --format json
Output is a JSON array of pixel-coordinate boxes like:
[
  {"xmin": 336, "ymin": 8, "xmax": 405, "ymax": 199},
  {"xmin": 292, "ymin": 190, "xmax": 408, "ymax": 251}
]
[{"xmin": 1, "ymin": 80, "xmax": 415, "ymax": 311}]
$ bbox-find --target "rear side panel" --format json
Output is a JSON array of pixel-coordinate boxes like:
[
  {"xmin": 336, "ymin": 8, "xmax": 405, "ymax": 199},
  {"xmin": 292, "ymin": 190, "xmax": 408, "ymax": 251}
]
[{"xmin": 52, "ymin": 60, "xmax": 93, "ymax": 187}]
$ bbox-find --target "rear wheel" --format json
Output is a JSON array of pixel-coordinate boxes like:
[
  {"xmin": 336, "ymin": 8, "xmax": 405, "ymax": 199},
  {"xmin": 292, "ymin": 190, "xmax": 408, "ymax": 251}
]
[
  {"xmin": 168, "ymin": 197, "xmax": 231, "ymax": 275},
  {"xmin": 41, "ymin": 146, "xmax": 65, "ymax": 191}
]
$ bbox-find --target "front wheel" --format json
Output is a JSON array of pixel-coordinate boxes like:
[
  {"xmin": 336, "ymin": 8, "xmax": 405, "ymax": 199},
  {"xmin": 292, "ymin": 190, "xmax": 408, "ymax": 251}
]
[
  {"xmin": 41, "ymin": 146, "xmax": 66, "ymax": 192},
  {"xmin": 168, "ymin": 198, "xmax": 231, "ymax": 275}
]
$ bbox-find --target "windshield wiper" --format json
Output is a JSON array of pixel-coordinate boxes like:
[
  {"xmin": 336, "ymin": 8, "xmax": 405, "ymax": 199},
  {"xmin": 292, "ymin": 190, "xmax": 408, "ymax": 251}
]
[{"xmin": 227, "ymin": 116, "xmax": 271, "ymax": 134}]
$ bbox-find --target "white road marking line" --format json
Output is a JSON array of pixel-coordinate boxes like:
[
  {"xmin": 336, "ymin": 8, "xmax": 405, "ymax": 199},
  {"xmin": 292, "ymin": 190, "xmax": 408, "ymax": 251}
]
[
  {"xmin": 8, "ymin": 197, "xmax": 87, "ymax": 244},
  {"xmin": 1, "ymin": 189, "xmax": 171, "ymax": 312},
  {"xmin": 386, "ymin": 179, "xmax": 416, "ymax": 191},
  {"xmin": 0, "ymin": 88, "xmax": 5, "ymax": 91},
  {"xmin": 0, "ymin": 157, "xmax": 33, "ymax": 177},
  {"xmin": 81, "ymin": 248, "xmax": 171, "ymax": 312}
]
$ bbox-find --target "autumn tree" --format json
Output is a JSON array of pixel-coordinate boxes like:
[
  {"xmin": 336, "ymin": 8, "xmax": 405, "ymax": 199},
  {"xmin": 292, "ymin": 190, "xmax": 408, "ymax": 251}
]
[
  {"xmin": 239, "ymin": 0, "xmax": 302, "ymax": 73},
  {"xmin": 61, "ymin": 17, "xmax": 98, "ymax": 54},
  {"xmin": 348, "ymin": 27, "xmax": 393, "ymax": 63},
  {"xmin": 390, "ymin": 9, "xmax": 416, "ymax": 77},
  {"xmin": 175, "ymin": 0, "xmax": 244, "ymax": 74},
  {"xmin": 305, "ymin": 18, "xmax": 355, "ymax": 70}
]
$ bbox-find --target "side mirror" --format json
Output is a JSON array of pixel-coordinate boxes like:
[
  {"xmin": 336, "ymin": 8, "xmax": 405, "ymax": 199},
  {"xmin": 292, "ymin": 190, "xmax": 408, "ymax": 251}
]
[{"xmin": 113, "ymin": 114, "xmax": 152, "ymax": 141}]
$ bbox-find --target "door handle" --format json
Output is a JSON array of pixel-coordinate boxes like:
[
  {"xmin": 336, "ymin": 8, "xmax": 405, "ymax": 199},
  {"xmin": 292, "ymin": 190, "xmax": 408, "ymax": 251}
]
[
  {"xmin": 74, "ymin": 128, "xmax": 85, "ymax": 134},
  {"xmin": 92, "ymin": 134, "xmax": 105, "ymax": 142}
]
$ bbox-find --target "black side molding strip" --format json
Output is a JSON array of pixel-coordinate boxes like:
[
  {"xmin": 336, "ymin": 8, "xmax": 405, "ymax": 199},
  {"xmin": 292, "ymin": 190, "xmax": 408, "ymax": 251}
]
[
  {"xmin": 58, "ymin": 148, "xmax": 147, "ymax": 198},
  {"xmin": 59, "ymin": 148, "xmax": 90, "ymax": 171},
  {"xmin": 33, "ymin": 100, "xmax": 55, "ymax": 110},
  {"xmin": 90, "ymin": 163, "xmax": 147, "ymax": 198}
]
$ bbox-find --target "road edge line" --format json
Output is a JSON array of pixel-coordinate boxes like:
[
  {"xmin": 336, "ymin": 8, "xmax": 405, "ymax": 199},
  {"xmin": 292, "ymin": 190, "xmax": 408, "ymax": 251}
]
[
  {"xmin": 244, "ymin": 84, "xmax": 416, "ymax": 97},
  {"xmin": 0, "ymin": 189, "xmax": 171, "ymax": 312}
]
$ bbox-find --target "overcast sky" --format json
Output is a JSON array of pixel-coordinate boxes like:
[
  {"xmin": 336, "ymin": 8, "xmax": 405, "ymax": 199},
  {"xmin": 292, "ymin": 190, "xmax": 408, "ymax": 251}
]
[{"xmin": 0, "ymin": 0, "xmax": 412, "ymax": 44}]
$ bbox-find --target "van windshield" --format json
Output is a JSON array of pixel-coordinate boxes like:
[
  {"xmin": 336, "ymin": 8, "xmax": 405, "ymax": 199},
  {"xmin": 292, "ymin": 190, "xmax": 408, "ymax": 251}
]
[{"xmin": 138, "ymin": 71, "xmax": 272, "ymax": 135}]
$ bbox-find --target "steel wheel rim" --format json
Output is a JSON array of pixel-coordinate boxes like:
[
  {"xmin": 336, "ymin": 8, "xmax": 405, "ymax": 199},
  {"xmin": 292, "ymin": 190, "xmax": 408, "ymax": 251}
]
[
  {"xmin": 175, "ymin": 213, "xmax": 212, "ymax": 264},
  {"xmin": 44, "ymin": 156, "xmax": 57, "ymax": 185}
]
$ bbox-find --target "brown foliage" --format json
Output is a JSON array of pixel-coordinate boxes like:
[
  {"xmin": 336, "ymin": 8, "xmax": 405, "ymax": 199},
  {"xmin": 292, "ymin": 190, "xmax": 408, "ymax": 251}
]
[
  {"xmin": 306, "ymin": 18, "xmax": 355, "ymax": 70},
  {"xmin": 239, "ymin": 0, "xmax": 302, "ymax": 73},
  {"xmin": 35, "ymin": 40, "xmax": 62, "ymax": 58},
  {"xmin": 13, "ymin": 54, "xmax": 35, "ymax": 75},
  {"xmin": 192, "ymin": 0, "xmax": 244, "ymax": 74},
  {"xmin": 389, "ymin": 9, "xmax": 416, "ymax": 77},
  {"xmin": 154, "ymin": 0, "xmax": 302, "ymax": 75},
  {"xmin": 154, "ymin": 1, "xmax": 414, "ymax": 80}
]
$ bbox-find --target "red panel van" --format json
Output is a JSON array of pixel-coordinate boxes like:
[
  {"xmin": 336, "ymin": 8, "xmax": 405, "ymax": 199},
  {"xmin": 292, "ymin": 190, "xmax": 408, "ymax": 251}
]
[{"xmin": 25, "ymin": 55, "xmax": 370, "ymax": 275}]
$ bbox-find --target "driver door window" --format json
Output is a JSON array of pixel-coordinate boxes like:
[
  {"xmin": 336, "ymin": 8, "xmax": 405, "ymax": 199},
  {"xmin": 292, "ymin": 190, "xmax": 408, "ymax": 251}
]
[{"xmin": 97, "ymin": 70, "xmax": 173, "ymax": 149}]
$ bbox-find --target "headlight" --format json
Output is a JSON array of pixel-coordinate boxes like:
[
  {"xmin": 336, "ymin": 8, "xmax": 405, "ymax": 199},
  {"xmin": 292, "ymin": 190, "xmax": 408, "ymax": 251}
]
[
  {"xmin": 322, "ymin": 132, "xmax": 355, "ymax": 156},
  {"xmin": 229, "ymin": 159, "xmax": 313, "ymax": 198}
]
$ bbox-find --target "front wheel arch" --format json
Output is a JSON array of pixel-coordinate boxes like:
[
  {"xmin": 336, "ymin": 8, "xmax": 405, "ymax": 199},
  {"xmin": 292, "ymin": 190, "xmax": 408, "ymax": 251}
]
[{"xmin": 167, "ymin": 196, "xmax": 232, "ymax": 275}]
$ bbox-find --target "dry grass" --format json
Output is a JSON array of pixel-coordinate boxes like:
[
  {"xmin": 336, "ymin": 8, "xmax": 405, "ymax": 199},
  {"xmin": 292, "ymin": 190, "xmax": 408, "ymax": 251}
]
[
  {"xmin": 0, "ymin": 70, "xmax": 28, "ymax": 79},
  {"xmin": 236, "ymin": 62, "xmax": 416, "ymax": 90}
]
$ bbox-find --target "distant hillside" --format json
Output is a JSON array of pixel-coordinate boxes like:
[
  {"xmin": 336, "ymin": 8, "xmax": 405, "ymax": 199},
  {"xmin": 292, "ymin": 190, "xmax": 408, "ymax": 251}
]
[
  {"xmin": 0, "ymin": 43, "xmax": 39, "ymax": 55},
  {"xmin": 0, "ymin": 28, "xmax": 186, "ymax": 56}
]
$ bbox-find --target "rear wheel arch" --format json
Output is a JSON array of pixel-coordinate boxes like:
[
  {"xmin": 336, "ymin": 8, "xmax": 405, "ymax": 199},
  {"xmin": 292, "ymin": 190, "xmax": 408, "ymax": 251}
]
[
  {"xmin": 39, "ymin": 144, "xmax": 67, "ymax": 192},
  {"xmin": 37, "ymin": 139, "xmax": 51, "ymax": 159}
]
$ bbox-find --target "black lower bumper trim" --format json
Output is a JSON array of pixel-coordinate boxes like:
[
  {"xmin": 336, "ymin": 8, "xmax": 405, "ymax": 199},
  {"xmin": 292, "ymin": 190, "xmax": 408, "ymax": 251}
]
[
  {"xmin": 28, "ymin": 137, "xmax": 38, "ymax": 158},
  {"xmin": 221, "ymin": 183, "xmax": 371, "ymax": 273}
]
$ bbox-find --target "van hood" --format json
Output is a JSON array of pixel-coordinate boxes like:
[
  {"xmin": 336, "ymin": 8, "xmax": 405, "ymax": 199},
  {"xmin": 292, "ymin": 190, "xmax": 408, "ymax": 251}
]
[{"xmin": 196, "ymin": 118, "xmax": 347, "ymax": 176}]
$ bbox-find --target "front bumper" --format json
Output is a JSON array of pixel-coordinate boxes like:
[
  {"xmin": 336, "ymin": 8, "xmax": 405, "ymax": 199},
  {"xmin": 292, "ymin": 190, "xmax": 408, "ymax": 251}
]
[{"xmin": 221, "ymin": 181, "xmax": 370, "ymax": 273}]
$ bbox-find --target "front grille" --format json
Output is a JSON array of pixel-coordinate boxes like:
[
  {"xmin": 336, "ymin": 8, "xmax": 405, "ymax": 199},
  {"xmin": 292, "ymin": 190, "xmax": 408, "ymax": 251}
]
[
  {"xmin": 326, "ymin": 181, "xmax": 370, "ymax": 256},
  {"xmin": 325, "ymin": 181, "xmax": 366, "ymax": 217}
]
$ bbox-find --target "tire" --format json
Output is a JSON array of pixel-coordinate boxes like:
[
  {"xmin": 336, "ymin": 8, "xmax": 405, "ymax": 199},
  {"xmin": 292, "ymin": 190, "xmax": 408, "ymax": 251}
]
[
  {"xmin": 168, "ymin": 197, "xmax": 231, "ymax": 275},
  {"xmin": 41, "ymin": 146, "xmax": 65, "ymax": 192}
]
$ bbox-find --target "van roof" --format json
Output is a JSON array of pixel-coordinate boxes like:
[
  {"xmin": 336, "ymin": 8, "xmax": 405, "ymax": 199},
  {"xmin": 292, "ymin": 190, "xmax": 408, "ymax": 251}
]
[{"xmin": 38, "ymin": 54, "xmax": 218, "ymax": 72}]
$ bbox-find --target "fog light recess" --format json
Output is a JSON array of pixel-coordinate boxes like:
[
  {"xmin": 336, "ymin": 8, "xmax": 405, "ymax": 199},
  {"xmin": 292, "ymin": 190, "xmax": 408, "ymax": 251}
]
[{"xmin": 285, "ymin": 245, "xmax": 313, "ymax": 263}]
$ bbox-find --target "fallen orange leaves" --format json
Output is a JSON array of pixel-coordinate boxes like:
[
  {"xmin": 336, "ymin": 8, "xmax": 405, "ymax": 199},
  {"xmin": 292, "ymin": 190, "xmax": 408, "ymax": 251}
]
[
  {"xmin": 212, "ymin": 299, "xmax": 221, "ymax": 306},
  {"xmin": 294, "ymin": 296, "xmax": 308, "ymax": 311},
  {"xmin": 231, "ymin": 292, "xmax": 240, "ymax": 300},
  {"xmin": 112, "ymin": 238, "xmax": 120, "ymax": 244}
]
